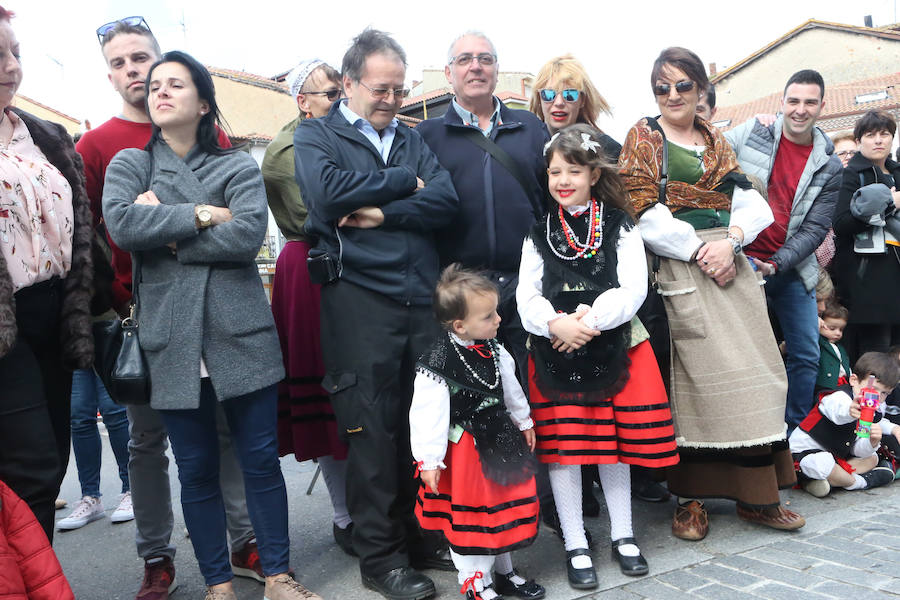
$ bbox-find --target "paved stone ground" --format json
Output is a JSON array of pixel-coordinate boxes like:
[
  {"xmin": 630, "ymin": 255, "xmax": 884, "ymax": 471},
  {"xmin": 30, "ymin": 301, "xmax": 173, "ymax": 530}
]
[{"xmin": 53, "ymin": 423, "xmax": 900, "ymax": 599}]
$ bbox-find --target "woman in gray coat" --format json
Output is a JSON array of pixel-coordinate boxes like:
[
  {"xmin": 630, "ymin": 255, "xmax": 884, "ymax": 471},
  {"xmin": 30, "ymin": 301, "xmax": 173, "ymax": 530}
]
[{"xmin": 102, "ymin": 51, "xmax": 321, "ymax": 600}]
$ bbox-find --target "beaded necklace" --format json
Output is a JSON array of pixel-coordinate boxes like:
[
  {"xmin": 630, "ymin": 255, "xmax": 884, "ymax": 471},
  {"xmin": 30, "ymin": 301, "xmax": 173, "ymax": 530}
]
[
  {"xmin": 546, "ymin": 198, "xmax": 604, "ymax": 261},
  {"xmin": 449, "ymin": 333, "xmax": 501, "ymax": 389}
]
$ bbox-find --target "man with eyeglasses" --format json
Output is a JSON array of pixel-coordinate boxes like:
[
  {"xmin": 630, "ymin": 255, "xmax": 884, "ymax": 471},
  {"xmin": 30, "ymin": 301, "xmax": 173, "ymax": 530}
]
[
  {"xmin": 293, "ymin": 28, "xmax": 458, "ymax": 600},
  {"xmin": 76, "ymin": 17, "xmax": 260, "ymax": 600},
  {"xmin": 417, "ymin": 31, "xmax": 549, "ymax": 388},
  {"xmin": 725, "ymin": 69, "xmax": 842, "ymax": 431}
]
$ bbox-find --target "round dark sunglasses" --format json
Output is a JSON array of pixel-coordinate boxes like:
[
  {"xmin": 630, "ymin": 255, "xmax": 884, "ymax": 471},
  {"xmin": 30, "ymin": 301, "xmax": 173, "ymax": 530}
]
[
  {"xmin": 653, "ymin": 80, "xmax": 695, "ymax": 96},
  {"xmin": 539, "ymin": 89, "xmax": 580, "ymax": 103}
]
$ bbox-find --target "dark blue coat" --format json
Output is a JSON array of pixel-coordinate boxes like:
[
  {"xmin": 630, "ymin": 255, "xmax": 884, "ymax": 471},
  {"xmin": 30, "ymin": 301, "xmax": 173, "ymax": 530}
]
[
  {"xmin": 417, "ymin": 101, "xmax": 549, "ymax": 272},
  {"xmin": 293, "ymin": 102, "xmax": 459, "ymax": 306}
]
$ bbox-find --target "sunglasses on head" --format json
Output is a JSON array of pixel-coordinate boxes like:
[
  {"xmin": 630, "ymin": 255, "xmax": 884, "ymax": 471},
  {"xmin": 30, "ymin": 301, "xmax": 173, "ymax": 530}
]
[
  {"xmin": 539, "ymin": 89, "xmax": 580, "ymax": 103},
  {"xmin": 653, "ymin": 80, "xmax": 695, "ymax": 96},
  {"xmin": 96, "ymin": 16, "xmax": 152, "ymax": 44},
  {"xmin": 303, "ymin": 89, "xmax": 343, "ymax": 101}
]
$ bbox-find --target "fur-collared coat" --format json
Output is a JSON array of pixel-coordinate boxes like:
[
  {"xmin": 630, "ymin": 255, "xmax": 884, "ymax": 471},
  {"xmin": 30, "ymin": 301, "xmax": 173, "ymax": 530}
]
[{"xmin": 0, "ymin": 108, "xmax": 93, "ymax": 368}]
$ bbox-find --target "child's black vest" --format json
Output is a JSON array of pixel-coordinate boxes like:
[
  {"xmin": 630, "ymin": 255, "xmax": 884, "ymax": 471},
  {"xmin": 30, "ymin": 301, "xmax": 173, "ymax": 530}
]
[
  {"xmin": 416, "ymin": 335, "xmax": 535, "ymax": 485},
  {"xmin": 528, "ymin": 204, "xmax": 633, "ymax": 401},
  {"xmin": 798, "ymin": 384, "xmax": 883, "ymax": 459}
]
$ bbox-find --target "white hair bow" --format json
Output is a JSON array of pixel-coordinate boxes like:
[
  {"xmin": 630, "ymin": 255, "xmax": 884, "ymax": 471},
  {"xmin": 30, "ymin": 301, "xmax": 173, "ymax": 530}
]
[
  {"xmin": 580, "ymin": 133, "xmax": 601, "ymax": 153},
  {"xmin": 543, "ymin": 132, "xmax": 560, "ymax": 156}
]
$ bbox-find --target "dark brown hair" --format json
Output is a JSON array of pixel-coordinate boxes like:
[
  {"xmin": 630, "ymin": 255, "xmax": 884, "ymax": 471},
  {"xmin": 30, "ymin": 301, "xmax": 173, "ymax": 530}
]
[
  {"xmin": 821, "ymin": 301, "xmax": 848, "ymax": 322},
  {"xmin": 650, "ymin": 47, "xmax": 709, "ymax": 95},
  {"xmin": 853, "ymin": 109, "xmax": 897, "ymax": 141},
  {"xmin": 854, "ymin": 352, "xmax": 900, "ymax": 389},
  {"xmin": 434, "ymin": 264, "xmax": 498, "ymax": 331},
  {"xmin": 544, "ymin": 123, "xmax": 634, "ymax": 217}
]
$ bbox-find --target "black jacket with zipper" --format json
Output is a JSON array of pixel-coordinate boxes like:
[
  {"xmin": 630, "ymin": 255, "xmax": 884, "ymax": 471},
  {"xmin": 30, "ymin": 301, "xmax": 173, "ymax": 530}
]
[{"xmin": 293, "ymin": 101, "xmax": 459, "ymax": 306}]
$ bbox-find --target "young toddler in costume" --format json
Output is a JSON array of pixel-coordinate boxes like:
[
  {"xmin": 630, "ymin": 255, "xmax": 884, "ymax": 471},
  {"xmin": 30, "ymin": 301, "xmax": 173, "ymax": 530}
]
[
  {"xmin": 790, "ymin": 352, "xmax": 900, "ymax": 497},
  {"xmin": 815, "ymin": 301, "xmax": 853, "ymax": 398},
  {"xmin": 516, "ymin": 124, "xmax": 679, "ymax": 590},
  {"xmin": 411, "ymin": 265, "xmax": 545, "ymax": 600}
]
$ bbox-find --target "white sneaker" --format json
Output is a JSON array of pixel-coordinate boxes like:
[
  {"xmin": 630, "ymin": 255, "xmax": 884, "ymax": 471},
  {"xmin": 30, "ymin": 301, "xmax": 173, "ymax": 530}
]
[
  {"xmin": 57, "ymin": 496, "xmax": 105, "ymax": 530},
  {"xmin": 111, "ymin": 491, "xmax": 134, "ymax": 523}
]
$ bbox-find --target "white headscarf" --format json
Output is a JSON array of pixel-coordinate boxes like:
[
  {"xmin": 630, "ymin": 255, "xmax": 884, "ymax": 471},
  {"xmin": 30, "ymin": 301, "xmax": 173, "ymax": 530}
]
[{"xmin": 287, "ymin": 59, "xmax": 326, "ymax": 98}]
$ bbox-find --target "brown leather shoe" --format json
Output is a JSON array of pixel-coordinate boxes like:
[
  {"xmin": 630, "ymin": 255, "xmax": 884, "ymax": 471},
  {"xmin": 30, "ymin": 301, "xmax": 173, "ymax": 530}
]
[
  {"xmin": 672, "ymin": 500, "xmax": 709, "ymax": 541},
  {"xmin": 736, "ymin": 504, "xmax": 805, "ymax": 531}
]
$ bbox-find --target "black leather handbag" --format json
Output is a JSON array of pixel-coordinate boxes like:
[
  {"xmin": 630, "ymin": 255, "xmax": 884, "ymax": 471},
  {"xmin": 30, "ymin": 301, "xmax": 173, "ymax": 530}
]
[{"xmin": 92, "ymin": 252, "xmax": 151, "ymax": 405}]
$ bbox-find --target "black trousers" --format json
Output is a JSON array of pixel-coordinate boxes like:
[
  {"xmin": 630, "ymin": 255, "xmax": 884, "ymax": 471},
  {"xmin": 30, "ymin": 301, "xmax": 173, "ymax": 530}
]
[
  {"xmin": 320, "ymin": 280, "xmax": 438, "ymax": 576},
  {"xmin": 0, "ymin": 279, "xmax": 72, "ymax": 542}
]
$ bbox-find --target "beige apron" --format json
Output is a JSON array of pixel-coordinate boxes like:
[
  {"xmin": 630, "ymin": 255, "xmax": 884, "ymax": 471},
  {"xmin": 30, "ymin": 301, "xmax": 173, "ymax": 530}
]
[{"xmin": 653, "ymin": 228, "xmax": 787, "ymax": 448}]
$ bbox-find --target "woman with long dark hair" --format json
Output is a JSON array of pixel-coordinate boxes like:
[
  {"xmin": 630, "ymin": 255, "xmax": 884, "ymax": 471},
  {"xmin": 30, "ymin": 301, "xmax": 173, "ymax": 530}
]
[{"xmin": 102, "ymin": 51, "xmax": 321, "ymax": 600}]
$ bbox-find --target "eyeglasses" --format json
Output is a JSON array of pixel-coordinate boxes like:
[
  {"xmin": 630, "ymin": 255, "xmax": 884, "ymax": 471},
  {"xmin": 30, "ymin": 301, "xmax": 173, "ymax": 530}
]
[
  {"xmin": 449, "ymin": 53, "xmax": 497, "ymax": 67},
  {"xmin": 96, "ymin": 16, "xmax": 152, "ymax": 45},
  {"xmin": 539, "ymin": 89, "xmax": 580, "ymax": 103},
  {"xmin": 357, "ymin": 81, "xmax": 410, "ymax": 100},
  {"xmin": 836, "ymin": 150, "xmax": 857, "ymax": 158},
  {"xmin": 303, "ymin": 89, "xmax": 343, "ymax": 101},
  {"xmin": 653, "ymin": 80, "xmax": 695, "ymax": 96}
]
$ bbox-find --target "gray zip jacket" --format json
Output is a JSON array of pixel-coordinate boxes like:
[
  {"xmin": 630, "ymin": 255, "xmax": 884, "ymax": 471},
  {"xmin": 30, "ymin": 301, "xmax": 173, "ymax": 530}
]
[{"xmin": 725, "ymin": 116, "xmax": 842, "ymax": 291}]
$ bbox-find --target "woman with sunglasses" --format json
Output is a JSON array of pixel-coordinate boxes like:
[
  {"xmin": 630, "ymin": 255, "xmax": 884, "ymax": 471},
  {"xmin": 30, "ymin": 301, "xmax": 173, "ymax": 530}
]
[
  {"xmin": 619, "ymin": 47, "xmax": 803, "ymax": 541},
  {"xmin": 529, "ymin": 55, "xmax": 620, "ymax": 160},
  {"xmin": 103, "ymin": 50, "xmax": 321, "ymax": 600},
  {"xmin": 261, "ymin": 60, "xmax": 357, "ymax": 556}
]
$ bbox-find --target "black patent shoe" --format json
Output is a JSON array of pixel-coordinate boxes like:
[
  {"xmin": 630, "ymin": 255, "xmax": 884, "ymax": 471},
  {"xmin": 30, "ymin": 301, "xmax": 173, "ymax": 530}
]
[
  {"xmin": 565, "ymin": 548, "xmax": 597, "ymax": 590},
  {"xmin": 493, "ymin": 569, "xmax": 545, "ymax": 599},
  {"xmin": 611, "ymin": 537, "xmax": 649, "ymax": 576},
  {"xmin": 464, "ymin": 584, "xmax": 504, "ymax": 600},
  {"xmin": 333, "ymin": 522, "xmax": 357, "ymax": 556},
  {"xmin": 362, "ymin": 567, "xmax": 436, "ymax": 600},
  {"xmin": 410, "ymin": 545, "xmax": 455, "ymax": 572}
]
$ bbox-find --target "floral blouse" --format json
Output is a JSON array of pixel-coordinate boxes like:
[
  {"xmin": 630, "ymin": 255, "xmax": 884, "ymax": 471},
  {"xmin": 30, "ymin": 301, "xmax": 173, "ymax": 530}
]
[{"xmin": 0, "ymin": 110, "xmax": 73, "ymax": 291}]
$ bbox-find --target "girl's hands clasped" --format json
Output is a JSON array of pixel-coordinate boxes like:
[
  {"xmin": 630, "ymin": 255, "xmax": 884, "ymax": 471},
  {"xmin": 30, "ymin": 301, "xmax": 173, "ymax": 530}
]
[{"xmin": 549, "ymin": 306, "xmax": 599, "ymax": 353}]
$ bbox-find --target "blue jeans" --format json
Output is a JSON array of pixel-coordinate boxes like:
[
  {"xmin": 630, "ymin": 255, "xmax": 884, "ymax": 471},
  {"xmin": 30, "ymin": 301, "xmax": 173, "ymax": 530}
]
[
  {"xmin": 764, "ymin": 270, "xmax": 820, "ymax": 430},
  {"xmin": 160, "ymin": 381, "xmax": 288, "ymax": 586},
  {"xmin": 70, "ymin": 369, "xmax": 130, "ymax": 498}
]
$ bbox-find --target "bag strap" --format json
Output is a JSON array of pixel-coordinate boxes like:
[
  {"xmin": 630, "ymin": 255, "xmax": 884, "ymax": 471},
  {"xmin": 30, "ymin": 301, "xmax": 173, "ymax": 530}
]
[
  {"xmin": 643, "ymin": 116, "xmax": 669, "ymax": 279},
  {"xmin": 644, "ymin": 116, "xmax": 669, "ymax": 206},
  {"xmin": 457, "ymin": 127, "xmax": 543, "ymax": 220}
]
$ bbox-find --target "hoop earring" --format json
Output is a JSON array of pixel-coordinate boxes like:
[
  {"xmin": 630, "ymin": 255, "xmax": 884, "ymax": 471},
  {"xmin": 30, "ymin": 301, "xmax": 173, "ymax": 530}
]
[{"xmin": 305, "ymin": 111, "xmax": 312, "ymax": 119}]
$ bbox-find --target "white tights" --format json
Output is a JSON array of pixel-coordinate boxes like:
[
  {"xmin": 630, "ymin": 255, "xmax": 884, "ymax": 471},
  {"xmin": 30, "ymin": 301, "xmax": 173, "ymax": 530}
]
[{"xmin": 548, "ymin": 462, "xmax": 637, "ymax": 558}]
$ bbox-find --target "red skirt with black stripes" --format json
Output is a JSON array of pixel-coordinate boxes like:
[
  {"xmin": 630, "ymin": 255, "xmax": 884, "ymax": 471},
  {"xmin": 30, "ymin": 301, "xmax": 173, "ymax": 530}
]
[
  {"xmin": 529, "ymin": 340, "xmax": 679, "ymax": 467},
  {"xmin": 415, "ymin": 431, "xmax": 539, "ymax": 555}
]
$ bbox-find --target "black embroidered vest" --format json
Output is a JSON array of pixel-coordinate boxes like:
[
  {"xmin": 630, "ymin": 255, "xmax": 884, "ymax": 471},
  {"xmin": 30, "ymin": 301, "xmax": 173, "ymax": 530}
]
[
  {"xmin": 528, "ymin": 205, "xmax": 632, "ymax": 400},
  {"xmin": 416, "ymin": 334, "xmax": 535, "ymax": 485},
  {"xmin": 798, "ymin": 384, "xmax": 883, "ymax": 459}
]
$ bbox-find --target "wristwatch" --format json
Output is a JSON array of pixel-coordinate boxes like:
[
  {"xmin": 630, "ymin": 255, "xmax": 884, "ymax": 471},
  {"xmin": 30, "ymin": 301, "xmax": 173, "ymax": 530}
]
[
  {"xmin": 195, "ymin": 205, "xmax": 212, "ymax": 229},
  {"xmin": 726, "ymin": 233, "xmax": 742, "ymax": 255}
]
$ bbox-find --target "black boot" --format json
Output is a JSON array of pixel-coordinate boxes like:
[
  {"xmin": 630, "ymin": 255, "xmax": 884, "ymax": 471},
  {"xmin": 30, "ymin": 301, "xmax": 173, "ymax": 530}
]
[{"xmin": 362, "ymin": 567, "xmax": 436, "ymax": 600}]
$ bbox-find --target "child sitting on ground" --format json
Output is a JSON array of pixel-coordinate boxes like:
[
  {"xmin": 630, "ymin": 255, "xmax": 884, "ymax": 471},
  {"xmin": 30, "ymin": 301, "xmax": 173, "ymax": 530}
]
[
  {"xmin": 815, "ymin": 302, "xmax": 853, "ymax": 398},
  {"xmin": 411, "ymin": 265, "xmax": 544, "ymax": 600},
  {"xmin": 790, "ymin": 352, "xmax": 900, "ymax": 497}
]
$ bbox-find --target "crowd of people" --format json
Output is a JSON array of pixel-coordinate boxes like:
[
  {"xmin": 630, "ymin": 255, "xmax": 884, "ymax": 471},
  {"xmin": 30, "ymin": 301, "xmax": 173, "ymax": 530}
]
[{"xmin": 4, "ymin": 7, "xmax": 900, "ymax": 600}]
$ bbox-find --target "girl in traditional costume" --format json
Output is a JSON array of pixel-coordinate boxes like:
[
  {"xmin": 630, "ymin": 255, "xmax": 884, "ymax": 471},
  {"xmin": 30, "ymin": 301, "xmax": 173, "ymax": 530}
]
[
  {"xmin": 411, "ymin": 265, "xmax": 544, "ymax": 600},
  {"xmin": 517, "ymin": 124, "xmax": 679, "ymax": 590}
]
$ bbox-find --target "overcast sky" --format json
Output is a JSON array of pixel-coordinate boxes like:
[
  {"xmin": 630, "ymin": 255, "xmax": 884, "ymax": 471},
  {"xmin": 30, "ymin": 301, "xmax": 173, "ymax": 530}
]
[{"xmin": 13, "ymin": 0, "xmax": 900, "ymax": 141}]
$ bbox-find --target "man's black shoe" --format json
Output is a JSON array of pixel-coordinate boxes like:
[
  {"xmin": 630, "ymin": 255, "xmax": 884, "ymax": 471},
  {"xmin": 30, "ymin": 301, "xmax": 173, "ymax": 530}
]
[
  {"xmin": 632, "ymin": 474, "xmax": 670, "ymax": 503},
  {"xmin": 361, "ymin": 567, "xmax": 435, "ymax": 600},
  {"xmin": 333, "ymin": 522, "xmax": 357, "ymax": 557},
  {"xmin": 410, "ymin": 545, "xmax": 455, "ymax": 572}
]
